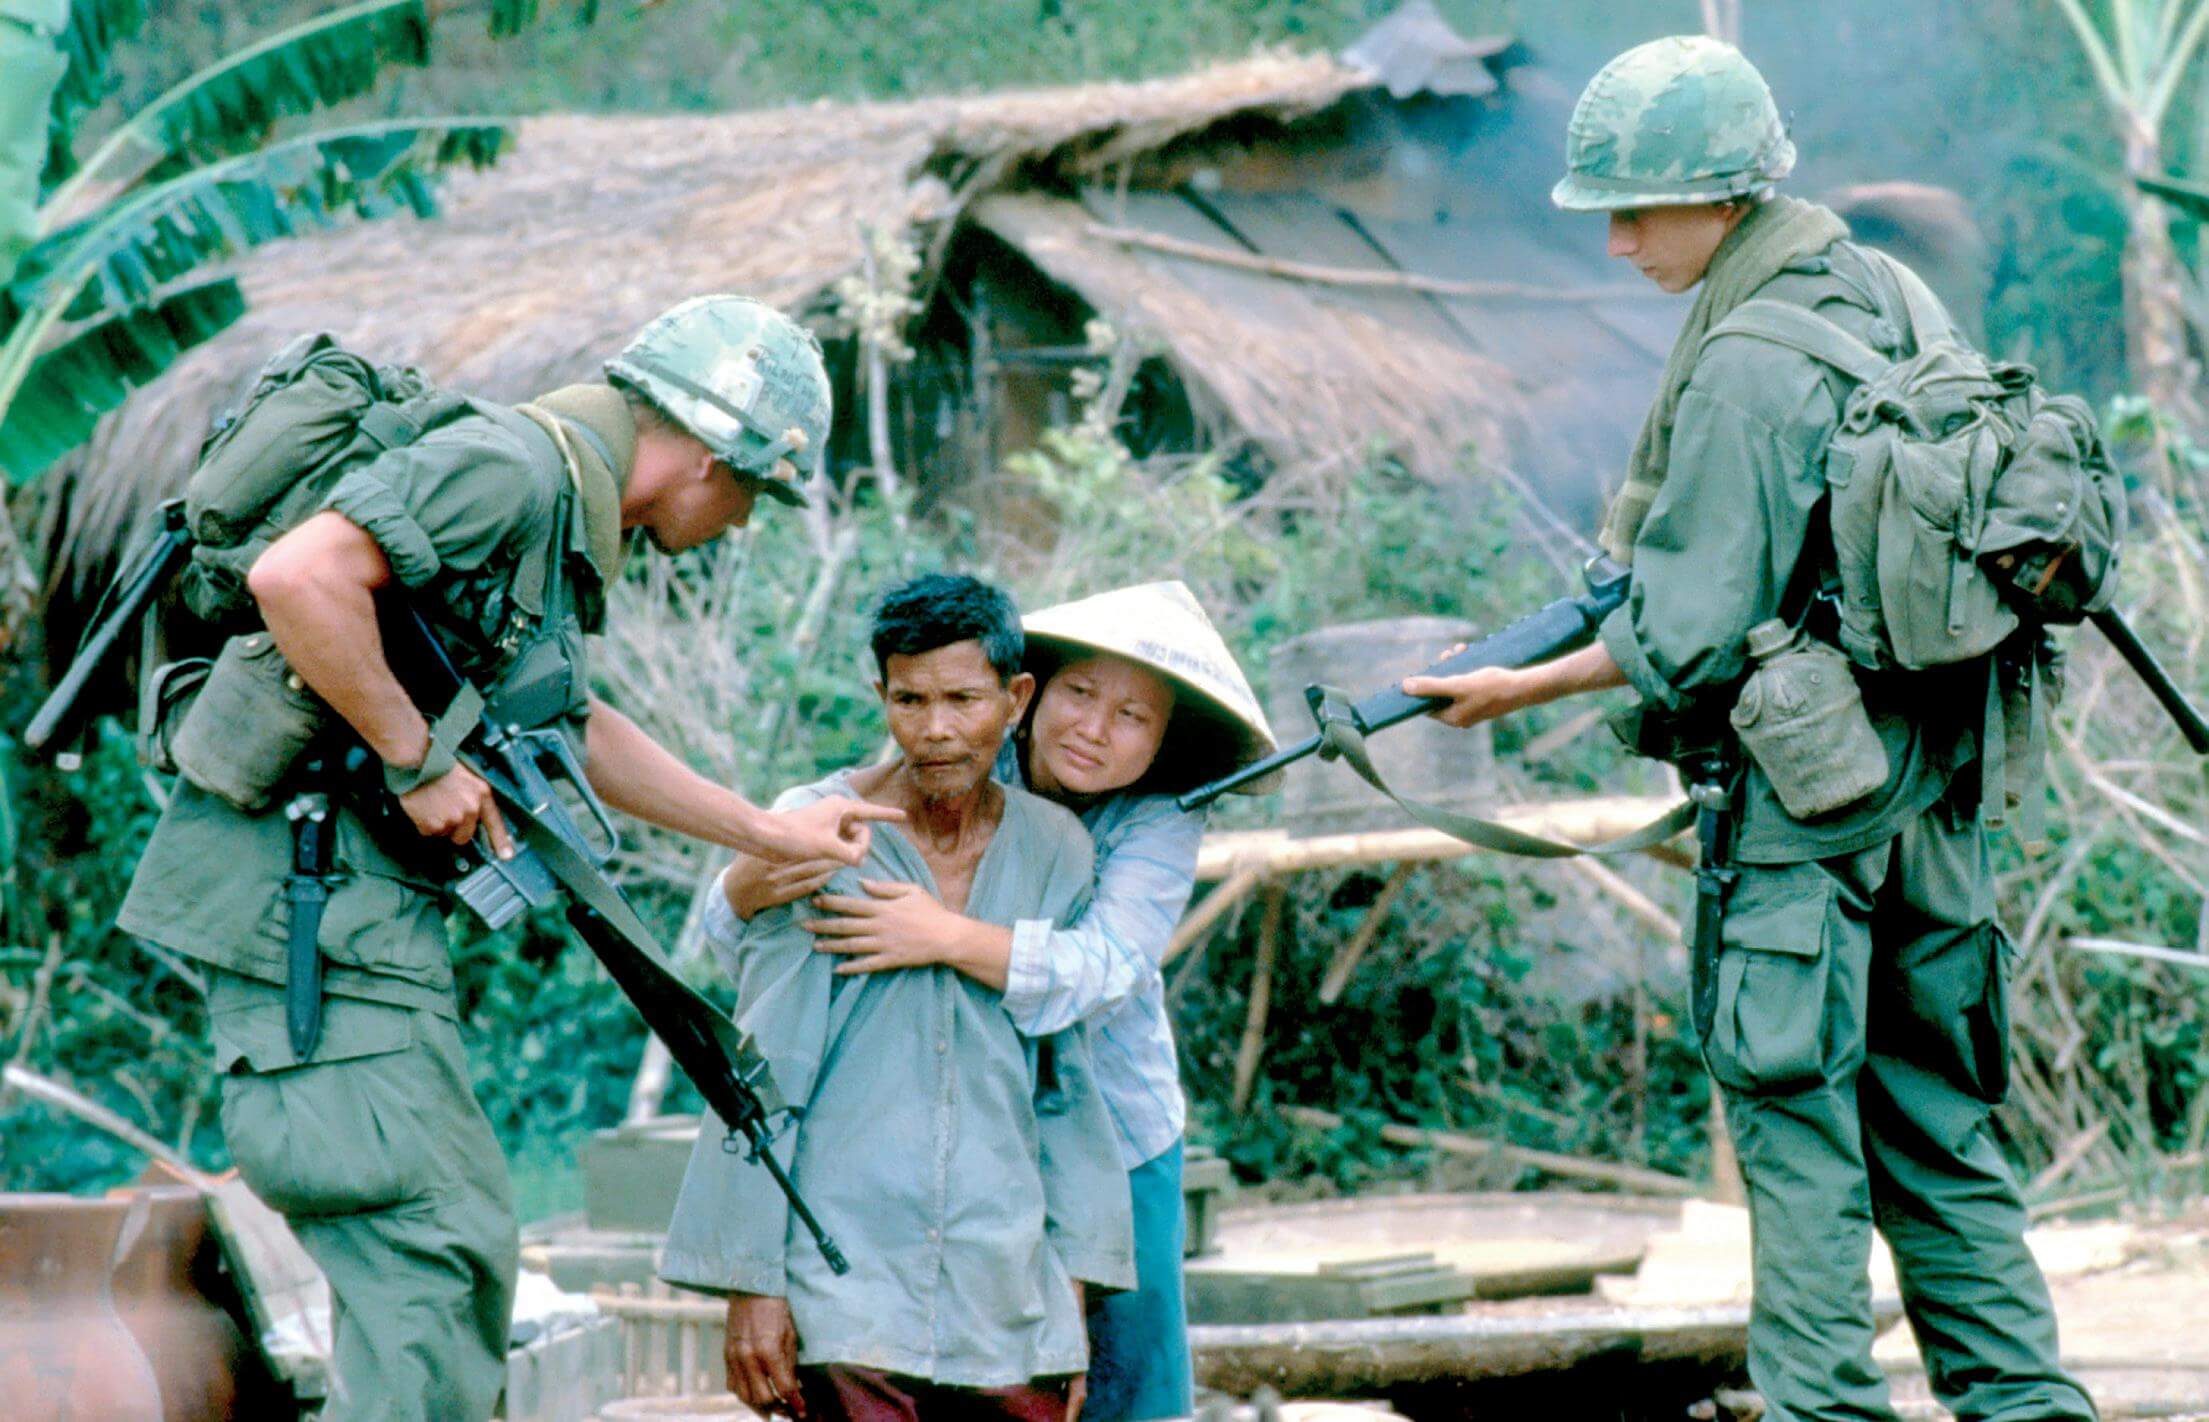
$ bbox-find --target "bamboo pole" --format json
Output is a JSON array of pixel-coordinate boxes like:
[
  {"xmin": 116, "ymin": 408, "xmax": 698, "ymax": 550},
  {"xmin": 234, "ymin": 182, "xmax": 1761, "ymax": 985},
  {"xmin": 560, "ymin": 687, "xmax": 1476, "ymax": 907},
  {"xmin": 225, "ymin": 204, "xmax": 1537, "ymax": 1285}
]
[
  {"xmin": 1318, "ymin": 862, "xmax": 1416, "ymax": 1004},
  {"xmin": 1166, "ymin": 866, "xmax": 1262, "ymax": 963},
  {"xmin": 1232, "ymin": 885, "xmax": 1287, "ymax": 1113},
  {"xmin": 1282, "ymin": 1106, "xmax": 1698, "ymax": 1197},
  {"xmin": 1194, "ymin": 796, "xmax": 1693, "ymax": 880},
  {"xmin": 1565, "ymin": 857, "xmax": 1683, "ymax": 947}
]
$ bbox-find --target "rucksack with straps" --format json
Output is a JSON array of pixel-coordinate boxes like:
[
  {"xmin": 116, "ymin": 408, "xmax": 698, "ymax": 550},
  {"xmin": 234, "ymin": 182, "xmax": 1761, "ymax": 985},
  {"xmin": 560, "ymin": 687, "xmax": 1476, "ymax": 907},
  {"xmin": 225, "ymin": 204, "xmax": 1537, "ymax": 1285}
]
[
  {"xmin": 177, "ymin": 333, "xmax": 476, "ymax": 625},
  {"xmin": 140, "ymin": 333, "xmax": 580, "ymax": 810},
  {"xmin": 1704, "ymin": 249, "xmax": 2127, "ymax": 827}
]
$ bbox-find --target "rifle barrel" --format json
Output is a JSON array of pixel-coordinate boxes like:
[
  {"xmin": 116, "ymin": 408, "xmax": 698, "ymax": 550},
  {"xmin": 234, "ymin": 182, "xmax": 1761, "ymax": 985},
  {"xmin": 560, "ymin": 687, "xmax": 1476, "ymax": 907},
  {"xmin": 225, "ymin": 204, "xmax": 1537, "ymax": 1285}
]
[{"xmin": 2092, "ymin": 607, "xmax": 2209, "ymax": 755}]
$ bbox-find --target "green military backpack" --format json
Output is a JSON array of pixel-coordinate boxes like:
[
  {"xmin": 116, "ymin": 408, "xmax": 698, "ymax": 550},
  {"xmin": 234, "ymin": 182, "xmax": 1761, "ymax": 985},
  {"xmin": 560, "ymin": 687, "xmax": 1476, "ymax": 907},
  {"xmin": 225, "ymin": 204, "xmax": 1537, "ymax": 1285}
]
[
  {"xmin": 1706, "ymin": 253, "xmax": 2125, "ymax": 669},
  {"xmin": 1704, "ymin": 251, "xmax": 2128, "ymax": 827},
  {"xmin": 178, "ymin": 333, "xmax": 473, "ymax": 625}
]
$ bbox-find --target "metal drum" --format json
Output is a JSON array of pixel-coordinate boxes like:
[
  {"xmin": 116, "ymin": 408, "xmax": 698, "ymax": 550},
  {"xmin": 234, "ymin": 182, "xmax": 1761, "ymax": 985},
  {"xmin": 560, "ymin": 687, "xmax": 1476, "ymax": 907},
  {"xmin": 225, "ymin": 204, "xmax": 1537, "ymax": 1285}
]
[{"xmin": 1263, "ymin": 617, "xmax": 1496, "ymax": 838}]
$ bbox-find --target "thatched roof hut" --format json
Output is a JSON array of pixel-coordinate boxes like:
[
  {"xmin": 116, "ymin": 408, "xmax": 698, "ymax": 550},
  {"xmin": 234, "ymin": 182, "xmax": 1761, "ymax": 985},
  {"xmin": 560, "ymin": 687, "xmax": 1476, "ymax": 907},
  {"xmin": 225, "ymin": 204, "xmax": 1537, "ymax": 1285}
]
[{"xmin": 50, "ymin": 9, "xmax": 1681, "ymax": 589}]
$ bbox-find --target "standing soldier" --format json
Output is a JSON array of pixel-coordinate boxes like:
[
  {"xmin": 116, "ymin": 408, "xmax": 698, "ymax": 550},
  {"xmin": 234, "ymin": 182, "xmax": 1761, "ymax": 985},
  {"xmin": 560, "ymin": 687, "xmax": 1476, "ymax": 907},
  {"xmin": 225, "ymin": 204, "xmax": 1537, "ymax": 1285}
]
[
  {"xmin": 1402, "ymin": 37, "xmax": 2097, "ymax": 1422},
  {"xmin": 117, "ymin": 296, "xmax": 898, "ymax": 1422}
]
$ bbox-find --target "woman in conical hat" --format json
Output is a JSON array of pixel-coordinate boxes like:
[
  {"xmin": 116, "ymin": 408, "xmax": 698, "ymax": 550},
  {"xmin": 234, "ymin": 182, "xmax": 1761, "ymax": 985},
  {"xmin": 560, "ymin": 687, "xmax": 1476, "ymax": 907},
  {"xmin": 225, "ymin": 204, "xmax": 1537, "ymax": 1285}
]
[{"xmin": 725, "ymin": 580, "xmax": 1275, "ymax": 1422}]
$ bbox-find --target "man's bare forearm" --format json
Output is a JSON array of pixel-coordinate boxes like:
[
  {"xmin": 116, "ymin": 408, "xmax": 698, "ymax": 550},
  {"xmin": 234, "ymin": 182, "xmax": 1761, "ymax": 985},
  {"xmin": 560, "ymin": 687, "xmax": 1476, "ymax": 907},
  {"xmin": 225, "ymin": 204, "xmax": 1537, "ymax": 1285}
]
[
  {"xmin": 248, "ymin": 513, "xmax": 428, "ymax": 766},
  {"xmin": 585, "ymin": 697, "xmax": 770, "ymax": 849},
  {"xmin": 1516, "ymin": 641, "xmax": 1629, "ymax": 709}
]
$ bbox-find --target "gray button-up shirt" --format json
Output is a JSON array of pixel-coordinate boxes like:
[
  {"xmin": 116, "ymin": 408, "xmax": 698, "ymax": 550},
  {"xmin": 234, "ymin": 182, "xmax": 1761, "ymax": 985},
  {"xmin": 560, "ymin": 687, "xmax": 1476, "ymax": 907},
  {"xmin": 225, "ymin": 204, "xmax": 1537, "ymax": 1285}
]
[{"xmin": 659, "ymin": 768, "xmax": 1136, "ymax": 1386}]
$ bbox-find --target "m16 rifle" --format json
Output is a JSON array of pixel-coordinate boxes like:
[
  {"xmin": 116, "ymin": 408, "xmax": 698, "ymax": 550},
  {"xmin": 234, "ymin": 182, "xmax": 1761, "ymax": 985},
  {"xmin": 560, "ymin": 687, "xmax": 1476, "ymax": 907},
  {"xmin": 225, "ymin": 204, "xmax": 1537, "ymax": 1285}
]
[
  {"xmin": 1180, "ymin": 556, "xmax": 1634, "ymax": 813},
  {"xmin": 360, "ymin": 594, "xmax": 851, "ymax": 1274}
]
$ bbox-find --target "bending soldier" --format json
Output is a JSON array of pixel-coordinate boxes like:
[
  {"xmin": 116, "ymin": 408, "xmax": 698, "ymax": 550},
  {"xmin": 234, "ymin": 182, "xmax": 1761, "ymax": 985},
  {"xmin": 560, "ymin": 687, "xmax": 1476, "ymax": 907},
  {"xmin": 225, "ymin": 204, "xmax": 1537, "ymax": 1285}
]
[
  {"xmin": 1405, "ymin": 38, "xmax": 2097, "ymax": 1422},
  {"xmin": 118, "ymin": 296, "xmax": 898, "ymax": 1422}
]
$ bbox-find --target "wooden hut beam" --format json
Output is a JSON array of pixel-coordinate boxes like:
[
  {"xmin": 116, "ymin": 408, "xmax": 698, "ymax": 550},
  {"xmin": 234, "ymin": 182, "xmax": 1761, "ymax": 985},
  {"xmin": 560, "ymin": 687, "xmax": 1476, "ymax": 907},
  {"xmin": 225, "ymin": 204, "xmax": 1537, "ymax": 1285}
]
[
  {"xmin": 1194, "ymin": 796, "xmax": 1695, "ymax": 880},
  {"xmin": 1085, "ymin": 221, "xmax": 1661, "ymax": 304}
]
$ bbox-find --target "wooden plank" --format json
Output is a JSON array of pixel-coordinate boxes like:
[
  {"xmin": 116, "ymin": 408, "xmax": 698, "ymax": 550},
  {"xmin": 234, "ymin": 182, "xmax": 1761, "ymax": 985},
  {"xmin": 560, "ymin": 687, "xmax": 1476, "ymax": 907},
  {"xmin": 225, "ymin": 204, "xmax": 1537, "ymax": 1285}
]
[
  {"xmin": 1190, "ymin": 1301, "xmax": 1755, "ymax": 1394},
  {"xmin": 1232, "ymin": 885, "xmax": 1288, "ymax": 1113}
]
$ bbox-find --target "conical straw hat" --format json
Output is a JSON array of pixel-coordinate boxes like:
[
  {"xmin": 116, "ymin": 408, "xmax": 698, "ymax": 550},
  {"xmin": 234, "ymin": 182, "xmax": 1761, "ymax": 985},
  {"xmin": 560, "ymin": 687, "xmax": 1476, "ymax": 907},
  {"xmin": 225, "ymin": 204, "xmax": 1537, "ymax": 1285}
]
[{"xmin": 1023, "ymin": 581, "xmax": 1281, "ymax": 795}]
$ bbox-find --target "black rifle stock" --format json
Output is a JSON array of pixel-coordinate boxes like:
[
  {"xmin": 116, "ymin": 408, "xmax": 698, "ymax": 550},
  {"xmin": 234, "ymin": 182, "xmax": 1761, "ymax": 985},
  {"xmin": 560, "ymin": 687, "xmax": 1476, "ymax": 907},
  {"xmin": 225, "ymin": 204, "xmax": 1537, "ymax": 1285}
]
[
  {"xmin": 366, "ymin": 596, "xmax": 852, "ymax": 1274},
  {"xmin": 1178, "ymin": 557, "xmax": 1633, "ymax": 812}
]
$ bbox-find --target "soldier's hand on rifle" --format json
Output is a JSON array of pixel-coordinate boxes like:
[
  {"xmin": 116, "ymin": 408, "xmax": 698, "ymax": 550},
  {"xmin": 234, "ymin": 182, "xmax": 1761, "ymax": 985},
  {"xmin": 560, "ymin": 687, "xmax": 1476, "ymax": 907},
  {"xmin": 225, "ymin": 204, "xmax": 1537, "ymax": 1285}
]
[
  {"xmin": 722, "ymin": 852, "xmax": 844, "ymax": 921},
  {"xmin": 1401, "ymin": 664, "xmax": 1527, "ymax": 729},
  {"xmin": 756, "ymin": 796, "xmax": 904, "ymax": 868},
  {"xmin": 725, "ymin": 1292, "xmax": 806, "ymax": 1418},
  {"xmin": 399, "ymin": 764, "xmax": 515, "ymax": 860}
]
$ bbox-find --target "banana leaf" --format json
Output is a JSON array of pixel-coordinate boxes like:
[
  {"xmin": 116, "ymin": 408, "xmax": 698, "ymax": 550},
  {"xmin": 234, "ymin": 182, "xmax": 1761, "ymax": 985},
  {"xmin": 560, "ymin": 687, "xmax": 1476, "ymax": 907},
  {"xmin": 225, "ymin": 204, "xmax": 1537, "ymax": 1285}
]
[
  {"xmin": 5, "ymin": 119, "xmax": 507, "ymax": 335},
  {"xmin": 93, "ymin": 1, "xmax": 434, "ymax": 193},
  {"xmin": 490, "ymin": 0, "xmax": 605, "ymax": 37},
  {"xmin": 0, "ymin": 277, "xmax": 242, "ymax": 484},
  {"xmin": 41, "ymin": 0, "xmax": 152, "ymax": 191},
  {"xmin": 2139, "ymin": 172, "xmax": 2209, "ymax": 223}
]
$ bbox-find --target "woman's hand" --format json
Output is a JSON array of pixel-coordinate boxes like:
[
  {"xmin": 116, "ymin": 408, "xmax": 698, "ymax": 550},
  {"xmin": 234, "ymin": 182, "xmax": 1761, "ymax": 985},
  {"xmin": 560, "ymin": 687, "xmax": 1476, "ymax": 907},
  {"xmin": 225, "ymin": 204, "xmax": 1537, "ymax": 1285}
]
[
  {"xmin": 723, "ymin": 852, "xmax": 844, "ymax": 921},
  {"xmin": 803, "ymin": 880, "xmax": 965, "ymax": 975}
]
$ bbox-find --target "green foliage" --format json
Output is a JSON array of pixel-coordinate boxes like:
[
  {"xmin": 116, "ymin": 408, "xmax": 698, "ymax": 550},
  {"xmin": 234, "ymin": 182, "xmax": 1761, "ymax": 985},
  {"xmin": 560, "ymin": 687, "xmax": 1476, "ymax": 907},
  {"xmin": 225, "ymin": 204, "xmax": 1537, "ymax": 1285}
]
[
  {"xmin": 1179, "ymin": 859, "xmax": 1711, "ymax": 1192},
  {"xmin": 42, "ymin": 0, "xmax": 153, "ymax": 190},
  {"xmin": 0, "ymin": 280, "xmax": 244, "ymax": 483},
  {"xmin": 0, "ymin": 713, "xmax": 215, "ymax": 1193},
  {"xmin": 0, "ymin": 0, "xmax": 607, "ymax": 494},
  {"xmin": 125, "ymin": 1, "xmax": 435, "ymax": 185}
]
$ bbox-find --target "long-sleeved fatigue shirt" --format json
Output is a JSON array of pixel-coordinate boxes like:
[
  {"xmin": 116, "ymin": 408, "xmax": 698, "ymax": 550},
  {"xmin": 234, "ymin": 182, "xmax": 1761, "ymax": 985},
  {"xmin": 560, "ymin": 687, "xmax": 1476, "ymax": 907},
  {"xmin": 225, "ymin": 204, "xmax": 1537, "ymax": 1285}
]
[
  {"xmin": 1597, "ymin": 242, "xmax": 1982, "ymax": 866},
  {"xmin": 995, "ymin": 746, "xmax": 1202, "ymax": 1169},
  {"xmin": 660, "ymin": 768, "xmax": 1137, "ymax": 1387},
  {"xmin": 118, "ymin": 389, "xmax": 631, "ymax": 1043}
]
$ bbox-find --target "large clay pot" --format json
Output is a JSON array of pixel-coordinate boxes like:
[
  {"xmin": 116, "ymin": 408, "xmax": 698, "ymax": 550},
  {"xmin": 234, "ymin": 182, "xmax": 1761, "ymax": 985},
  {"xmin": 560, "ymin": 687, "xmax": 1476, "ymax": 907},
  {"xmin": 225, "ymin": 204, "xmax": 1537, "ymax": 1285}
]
[
  {"xmin": 107, "ymin": 1186, "xmax": 256, "ymax": 1422},
  {"xmin": 0, "ymin": 1193, "xmax": 163, "ymax": 1421}
]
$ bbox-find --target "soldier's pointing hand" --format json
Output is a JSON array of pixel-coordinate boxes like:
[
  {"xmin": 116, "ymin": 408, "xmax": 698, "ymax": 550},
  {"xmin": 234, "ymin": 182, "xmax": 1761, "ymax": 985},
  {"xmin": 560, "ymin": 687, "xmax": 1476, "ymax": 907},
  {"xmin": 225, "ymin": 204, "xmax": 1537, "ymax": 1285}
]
[{"xmin": 758, "ymin": 796, "xmax": 904, "ymax": 867}]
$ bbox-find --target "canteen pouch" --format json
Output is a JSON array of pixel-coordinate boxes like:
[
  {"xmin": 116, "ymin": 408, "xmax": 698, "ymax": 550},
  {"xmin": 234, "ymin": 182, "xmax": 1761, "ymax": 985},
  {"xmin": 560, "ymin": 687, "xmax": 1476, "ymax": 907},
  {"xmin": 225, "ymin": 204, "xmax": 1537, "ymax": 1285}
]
[
  {"xmin": 1729, "ymin": 619, "xmax": 1889, "ymax": 820},
  {"xmin": 138, "ymin": 656, "xmax": 213, "ymax": 777},
  {"xmin": 170, "ymin": 632, "xmax": 329, "ymax": 813}
]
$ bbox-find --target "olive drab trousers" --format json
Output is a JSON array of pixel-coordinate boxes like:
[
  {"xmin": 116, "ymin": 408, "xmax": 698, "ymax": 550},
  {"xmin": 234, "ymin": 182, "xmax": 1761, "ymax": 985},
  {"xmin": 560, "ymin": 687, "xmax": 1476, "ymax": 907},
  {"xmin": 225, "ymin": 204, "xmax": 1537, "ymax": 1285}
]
[
  {"xmin": 1702, "ymin": 788, "xmax": 2096, "ymax": 1422},
  {"xmin": 209, "ymin": 972, "xmax": 517, "ymax": 1422}
]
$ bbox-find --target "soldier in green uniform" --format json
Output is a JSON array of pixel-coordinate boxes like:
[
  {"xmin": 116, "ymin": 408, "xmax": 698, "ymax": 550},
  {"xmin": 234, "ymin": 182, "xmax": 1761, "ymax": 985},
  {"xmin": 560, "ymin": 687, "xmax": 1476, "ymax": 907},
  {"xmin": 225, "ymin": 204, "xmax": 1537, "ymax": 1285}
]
[
  {"xmin": 117, "ymin": 296, "xmax": 900, "ymax": 1422},
  {"xmin": 1404, "ymin": 37, "xmax": 2098, "ymax": 1422}
]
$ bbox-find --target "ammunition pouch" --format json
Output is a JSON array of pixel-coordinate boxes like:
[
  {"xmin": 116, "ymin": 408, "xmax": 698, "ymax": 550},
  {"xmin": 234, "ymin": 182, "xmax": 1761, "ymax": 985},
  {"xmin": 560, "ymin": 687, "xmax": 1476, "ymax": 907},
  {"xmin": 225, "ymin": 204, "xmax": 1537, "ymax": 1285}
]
[{"xmin": 169, "ymin": 632, "xmax": 330, "ymax": 813}]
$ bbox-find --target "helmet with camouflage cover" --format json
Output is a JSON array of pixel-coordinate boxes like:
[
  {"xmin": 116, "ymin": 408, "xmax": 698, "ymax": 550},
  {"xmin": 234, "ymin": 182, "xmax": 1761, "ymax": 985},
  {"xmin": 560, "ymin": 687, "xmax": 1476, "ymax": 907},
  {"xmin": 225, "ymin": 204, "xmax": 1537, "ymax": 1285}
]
[
  {"xmin": 606, "ymin": 295, "xmax": 830, "ymax": 507},
  {"xmin": 1552, "ymin": 36, "xmax": 1795, "ymax": 212}
]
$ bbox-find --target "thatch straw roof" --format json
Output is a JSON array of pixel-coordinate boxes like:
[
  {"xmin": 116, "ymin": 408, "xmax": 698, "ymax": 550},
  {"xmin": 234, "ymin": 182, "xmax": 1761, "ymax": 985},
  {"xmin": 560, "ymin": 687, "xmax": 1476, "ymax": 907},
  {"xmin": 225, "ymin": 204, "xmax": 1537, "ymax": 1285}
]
[
  {"xmin": 52, "ymin": 50, "xmax": 1377, "ymax": 578},
  {"xmin": 973, "ymin": 192, "xmax": 1512, "ymax": 475}
]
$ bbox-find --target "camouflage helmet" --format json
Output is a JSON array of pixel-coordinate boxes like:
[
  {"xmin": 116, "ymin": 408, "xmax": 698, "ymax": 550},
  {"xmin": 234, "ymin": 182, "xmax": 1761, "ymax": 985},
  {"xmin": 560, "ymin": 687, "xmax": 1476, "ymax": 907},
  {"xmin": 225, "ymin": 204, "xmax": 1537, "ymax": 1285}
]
[
  {"xmin": 1552, "ymin": 36, "xmax": 1795, "ymax": 212},
  {"xmin": 606, "ymin": 295, "xmax": 830, "ymax": 507}
]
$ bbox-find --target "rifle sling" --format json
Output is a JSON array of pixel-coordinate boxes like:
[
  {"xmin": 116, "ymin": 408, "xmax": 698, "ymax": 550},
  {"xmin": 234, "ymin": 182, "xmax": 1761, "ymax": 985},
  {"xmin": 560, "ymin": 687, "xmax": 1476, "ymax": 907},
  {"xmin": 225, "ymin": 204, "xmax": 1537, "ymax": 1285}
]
[
  {"xmin": 1311, "ymin": 686, "xmax": 1695, "ymax": 858},
  {"xmin": 467, "ymin": 756, "xmax": 785, "ymax": 1123}
]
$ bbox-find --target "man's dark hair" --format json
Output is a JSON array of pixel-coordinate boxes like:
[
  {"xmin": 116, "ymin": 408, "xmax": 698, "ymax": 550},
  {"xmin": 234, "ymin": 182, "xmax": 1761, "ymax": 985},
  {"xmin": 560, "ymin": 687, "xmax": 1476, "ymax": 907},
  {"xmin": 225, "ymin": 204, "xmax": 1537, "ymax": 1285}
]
[{"xmin": 870, "ymin": 574, "xmax": 1024, "ymax": 684}]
